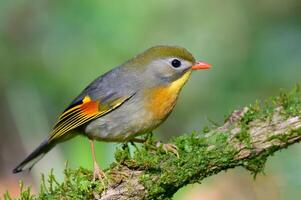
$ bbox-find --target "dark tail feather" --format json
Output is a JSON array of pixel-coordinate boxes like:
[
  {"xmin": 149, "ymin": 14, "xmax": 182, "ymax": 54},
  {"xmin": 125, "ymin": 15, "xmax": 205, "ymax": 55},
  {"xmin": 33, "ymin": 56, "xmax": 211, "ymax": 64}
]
[{"xmin": 13, "ymin": 139, "xmax": 56, "ymax": 173}]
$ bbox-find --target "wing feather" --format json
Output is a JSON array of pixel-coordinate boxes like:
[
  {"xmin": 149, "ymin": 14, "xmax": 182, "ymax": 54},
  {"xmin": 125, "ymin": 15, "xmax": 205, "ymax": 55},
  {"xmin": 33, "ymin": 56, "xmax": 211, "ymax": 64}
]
[{"xmin": 49, "ymin": 94, "xmax": 134, "ymax": 141}]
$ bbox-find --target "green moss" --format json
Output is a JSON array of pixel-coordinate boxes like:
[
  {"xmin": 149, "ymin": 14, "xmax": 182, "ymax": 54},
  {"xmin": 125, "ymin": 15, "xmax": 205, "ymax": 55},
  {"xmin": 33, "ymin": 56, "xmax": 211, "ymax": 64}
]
[
  {"xmin": 268, "ymin": 127, "xmax": 301, "ymax": 143},
  {"xmin": 237, "ymin": 86, "xmax": 301, "ymax": 148},
  {"xmin": 133, "ymin": 132, "xmax": 238, "ymax": 200},
  {"xmin": 239, "ymin": 85, "xmax": 301, "ymax": 127},
  {"xmin": 242, "ymin": 149, "xmax": 270, "ymax": 177},
  {"xmin": 5, "ymin": 166, "xmax": 104, "ymax": 200},
  {"xmin": 4, "ymin": 181, "xmax": 35, "ymax": 200},
  {"xmin": 244, "ymin": 128, "xmax": 301, "ymax": 177},
  {"xmin": 268, "ymin": 134, "xmax": 290, "ymax": 143},
  {"xmin": 114, "ymin": 143, "xmax": 132, "ymax": 163},
  {"xmin": 202, "ymin": 126, "xmax": 210, "ymax": 133},
  {"xmin": 42, "ymin": 167, "xmax": 103, "ymax": 199},
  {"xmin": 275, "ymin": 85, "xmax": 301, "ymax": 117},
  {"xmin": 235, "ymin": 128, "xmax": 252, "ymax": 147}
]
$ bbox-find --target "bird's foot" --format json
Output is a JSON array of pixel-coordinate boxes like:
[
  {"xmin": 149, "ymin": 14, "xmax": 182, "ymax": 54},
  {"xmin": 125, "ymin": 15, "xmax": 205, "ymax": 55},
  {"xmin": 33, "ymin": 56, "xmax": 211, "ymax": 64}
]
[
  {"xmin": 93, "ymin": 162, "xmax": 107, "ymax": 185},
  {"xmin": 156, "ymin": 141, "xmax": 179, "ymax": 158},
  {"xmin": 130, "ymin": 134, "xmax": 179, "ymax": 157}
]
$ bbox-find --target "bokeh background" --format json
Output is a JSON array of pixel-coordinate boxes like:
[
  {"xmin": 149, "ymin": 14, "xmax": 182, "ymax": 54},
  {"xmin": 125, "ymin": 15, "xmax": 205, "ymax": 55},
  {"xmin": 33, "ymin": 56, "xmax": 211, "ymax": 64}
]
[{"xmin": 1, "ymin": 0, "xmax": 301, "ymax": 199}]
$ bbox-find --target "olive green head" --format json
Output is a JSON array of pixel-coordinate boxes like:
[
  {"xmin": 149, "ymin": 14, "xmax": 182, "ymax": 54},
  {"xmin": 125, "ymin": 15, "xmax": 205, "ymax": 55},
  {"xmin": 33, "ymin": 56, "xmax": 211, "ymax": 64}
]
[
  {"xmin": 131, "ymin": 45, "xmax": 196, "ymax": 64},
  {"xmin": 124, "ymin": 45, "xmax": 198, "ymax": 87}
]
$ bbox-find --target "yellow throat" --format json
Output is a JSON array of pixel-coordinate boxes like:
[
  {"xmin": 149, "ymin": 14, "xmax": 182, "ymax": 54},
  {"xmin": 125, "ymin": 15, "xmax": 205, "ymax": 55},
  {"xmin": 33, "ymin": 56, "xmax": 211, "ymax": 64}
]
[{"xmin": 146, "ymin": 69, "xmax": 192, "ymax": 120}]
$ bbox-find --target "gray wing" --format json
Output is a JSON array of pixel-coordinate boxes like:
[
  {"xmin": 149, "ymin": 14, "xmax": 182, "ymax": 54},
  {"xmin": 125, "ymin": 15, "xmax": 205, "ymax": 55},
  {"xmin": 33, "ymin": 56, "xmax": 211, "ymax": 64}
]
[
  {"xmin": 69, "ymin": 66, "xmax": 139, "ymax": 107},
  {"xmin": 49, "ymin": 66, "xmax": 139, "ymax": 141}
]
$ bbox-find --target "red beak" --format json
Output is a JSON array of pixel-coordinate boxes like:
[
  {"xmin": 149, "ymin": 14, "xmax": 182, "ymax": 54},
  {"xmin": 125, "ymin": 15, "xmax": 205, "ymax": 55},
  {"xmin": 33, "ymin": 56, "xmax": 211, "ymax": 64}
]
[{"xmin": 191, "ymin": 61, "xmax": 211, "ymax": 70}]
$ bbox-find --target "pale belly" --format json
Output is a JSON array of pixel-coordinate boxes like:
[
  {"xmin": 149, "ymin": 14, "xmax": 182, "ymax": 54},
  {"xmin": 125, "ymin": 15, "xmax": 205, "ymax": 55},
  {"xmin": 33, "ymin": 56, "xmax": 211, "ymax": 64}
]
[{"xmin": 83, "ymin": 93, "xmax": 173, "ymax": 142}]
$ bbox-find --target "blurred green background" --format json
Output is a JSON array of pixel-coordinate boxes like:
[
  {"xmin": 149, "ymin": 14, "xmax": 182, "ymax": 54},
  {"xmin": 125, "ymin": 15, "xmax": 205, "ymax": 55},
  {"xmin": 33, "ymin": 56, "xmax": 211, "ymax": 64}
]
[{"xmin": 1, "ymin": 0, "xmax": 301, "ymax": 199}]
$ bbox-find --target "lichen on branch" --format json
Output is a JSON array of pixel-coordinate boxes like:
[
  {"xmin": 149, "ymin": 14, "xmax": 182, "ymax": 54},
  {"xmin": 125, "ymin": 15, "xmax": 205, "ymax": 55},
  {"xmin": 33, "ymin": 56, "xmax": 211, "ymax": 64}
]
[{"xmin": 5, "ymin": 86, "xmax": 301, "ymax": 200}]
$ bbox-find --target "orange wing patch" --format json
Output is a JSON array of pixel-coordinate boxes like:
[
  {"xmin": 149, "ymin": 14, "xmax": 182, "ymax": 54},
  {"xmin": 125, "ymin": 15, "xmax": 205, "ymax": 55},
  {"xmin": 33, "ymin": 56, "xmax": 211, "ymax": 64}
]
[
  {"xmin": 80, "ymin": 96, "xmax": 99, "ymax": 117},
  {"xmin": 49, "ymin": 96, "xmax": 101, "ymax": 141},
  {"xmin": 49, "ymin": 94, "xmax": 134, "ymax": 142}
]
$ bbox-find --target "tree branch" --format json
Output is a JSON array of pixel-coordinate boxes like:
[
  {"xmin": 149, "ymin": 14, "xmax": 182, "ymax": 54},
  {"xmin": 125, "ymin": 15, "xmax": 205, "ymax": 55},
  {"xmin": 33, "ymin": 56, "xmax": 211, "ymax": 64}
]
[
  {"xmin": 98, "ymin": 88, "xmax": 301, "ymax": 200},
  {"xmin": 10, "ymin": 87, "xmax": 301, "ymax": 200}
]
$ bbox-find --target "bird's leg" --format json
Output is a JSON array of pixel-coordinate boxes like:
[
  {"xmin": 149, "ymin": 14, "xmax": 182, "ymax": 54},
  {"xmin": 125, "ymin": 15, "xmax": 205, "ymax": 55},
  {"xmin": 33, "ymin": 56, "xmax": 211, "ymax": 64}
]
[
  {"xmin": 130, "ymin": 137, "xmax": 146, "ymax": 143},
  {"xmin": 131, "ymin": 133, "xmax": 154, "ymax": 150},
  {"xmin": 129, "ymin": 137, "xmax": 147, "ymax": 152},
  {"xmin": 129, "ymin": 141, "xmax": 139, "ymax": 152},
  {"xmin": 145, "ymin": 132, "xmax": 154, "ymax": 144},
  {"xmin": 129, "ymin": 132, "xmax": 153, "ymax": 144},
  {"xmin": 89, "ymin": 139, "xmax": 106, "ymax": 182}
]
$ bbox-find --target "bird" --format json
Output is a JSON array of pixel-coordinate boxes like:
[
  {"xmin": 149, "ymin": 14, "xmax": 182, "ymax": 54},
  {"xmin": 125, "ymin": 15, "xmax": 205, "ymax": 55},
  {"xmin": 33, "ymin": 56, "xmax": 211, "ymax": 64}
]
[{"xmin": 13, "ymin": 45, "xmax": 211, "ymax": 180}]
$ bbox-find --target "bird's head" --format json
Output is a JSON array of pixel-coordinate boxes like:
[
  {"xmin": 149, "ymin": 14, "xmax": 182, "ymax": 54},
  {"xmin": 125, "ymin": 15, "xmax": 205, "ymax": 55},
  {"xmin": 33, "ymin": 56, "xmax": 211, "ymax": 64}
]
[{"xmin": 126, "ymin": 45, "xmax": 211, "ymax": 88}]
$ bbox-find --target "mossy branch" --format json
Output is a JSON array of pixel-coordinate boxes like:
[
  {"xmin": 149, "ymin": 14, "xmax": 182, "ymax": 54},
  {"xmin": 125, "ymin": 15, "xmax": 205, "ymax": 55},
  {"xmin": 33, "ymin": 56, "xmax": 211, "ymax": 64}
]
[{"xmin": 7, "ymin": 86, "xmax": 301, "ymax": 200}]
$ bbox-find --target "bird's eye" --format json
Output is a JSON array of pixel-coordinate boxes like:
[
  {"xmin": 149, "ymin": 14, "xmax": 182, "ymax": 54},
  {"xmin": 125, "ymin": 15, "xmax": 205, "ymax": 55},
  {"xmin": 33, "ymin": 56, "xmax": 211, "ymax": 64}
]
[{"xmin": 171, "ymin": 59, "xmax": 181, "ymax": 68}]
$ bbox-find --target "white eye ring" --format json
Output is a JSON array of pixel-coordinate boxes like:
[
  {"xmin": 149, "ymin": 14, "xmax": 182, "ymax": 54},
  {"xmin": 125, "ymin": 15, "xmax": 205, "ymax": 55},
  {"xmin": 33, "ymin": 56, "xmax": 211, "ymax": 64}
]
[{"xmin": 171, "ymin": 59, "xmax": 182, "ymax": 68}]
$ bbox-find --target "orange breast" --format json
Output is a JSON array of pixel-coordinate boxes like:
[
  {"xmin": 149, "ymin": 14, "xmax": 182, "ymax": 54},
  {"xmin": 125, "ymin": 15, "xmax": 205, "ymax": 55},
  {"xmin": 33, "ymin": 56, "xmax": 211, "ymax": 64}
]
[
  {"xmin": 145, "ymin": 70, "xmax": 192, "ymax": 120},
  {"xmin": 146, "ymin": 86, "xmax": 179, "ymax": 120}
]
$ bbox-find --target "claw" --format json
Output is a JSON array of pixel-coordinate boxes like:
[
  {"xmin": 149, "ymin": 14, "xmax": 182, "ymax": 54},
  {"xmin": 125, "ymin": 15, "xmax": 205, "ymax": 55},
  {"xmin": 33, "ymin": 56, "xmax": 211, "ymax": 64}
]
[
  {"xmin": 93, "ymin": 162, "xmax": 106, "ymax": 181},
  {"xmin": 92, "ymin": 161, "xmax": 107, "ymax": 187},
  {"xmin": 156, "ymin": 142, "xmax": 179, "ymax": 158}
]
